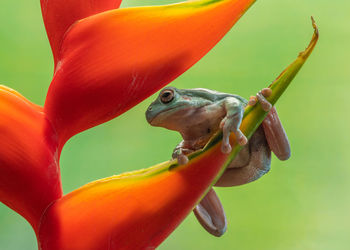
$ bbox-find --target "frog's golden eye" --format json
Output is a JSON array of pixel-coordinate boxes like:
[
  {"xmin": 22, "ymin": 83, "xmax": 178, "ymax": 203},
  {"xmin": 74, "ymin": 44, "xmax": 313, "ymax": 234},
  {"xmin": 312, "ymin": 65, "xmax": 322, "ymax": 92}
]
[{"xmin": 160, "ymin": 89, "xmax": 174, "ymax": 104}]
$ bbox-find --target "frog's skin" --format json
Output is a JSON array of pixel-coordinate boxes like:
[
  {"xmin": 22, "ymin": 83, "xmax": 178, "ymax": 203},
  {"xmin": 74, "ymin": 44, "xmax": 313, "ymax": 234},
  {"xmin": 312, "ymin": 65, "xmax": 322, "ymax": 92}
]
[{"xmin": 146, "ymin": 87, "xmax": 291, "ymax": 237}]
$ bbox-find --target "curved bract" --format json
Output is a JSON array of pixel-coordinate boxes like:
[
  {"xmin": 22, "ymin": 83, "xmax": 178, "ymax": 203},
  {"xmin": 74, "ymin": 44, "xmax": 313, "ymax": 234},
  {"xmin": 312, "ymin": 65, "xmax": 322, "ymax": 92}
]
[
  {"xmin": 40, "ymin": 0, "xmax": 123, "ymax": 65},
  {"xmin": 38, "ymin": 22, "xmax": 319, "ymax": 249},
  {"xmin": 39, "ymin": 144, "xmax": 227, "ymax": 249},
  {"xmin": 44, "ymin": 0, "xmax": 256, "ymax": 148},
  {"xmin": 0, "ymin": 86, "xmax": 61, "ymax": 232}
]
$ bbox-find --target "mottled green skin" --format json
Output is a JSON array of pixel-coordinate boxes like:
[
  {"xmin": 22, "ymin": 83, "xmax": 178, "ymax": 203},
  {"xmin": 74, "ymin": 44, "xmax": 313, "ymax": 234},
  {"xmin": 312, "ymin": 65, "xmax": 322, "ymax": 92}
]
[
  {"xmin": 146, "ymin": 87, "xmax": 249, "ymax": 159},
  {"xmin": 146, "ymin": 86, "xmax": 247, "ymax": 125}
]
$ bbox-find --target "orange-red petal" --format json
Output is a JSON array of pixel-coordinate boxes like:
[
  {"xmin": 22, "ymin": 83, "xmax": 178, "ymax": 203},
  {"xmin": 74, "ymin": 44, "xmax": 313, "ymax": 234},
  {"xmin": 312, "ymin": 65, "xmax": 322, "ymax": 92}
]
[
  {"xmin": 0, "ymin": 86, "xmax": 62, "ymax": 232},
  {"xmin": 44, "ymin": 0, "xmax": 256, "ymax": 148},
  {"xmin": 40, "ymin": 0, "xmax": 122, "ymax": 66}
]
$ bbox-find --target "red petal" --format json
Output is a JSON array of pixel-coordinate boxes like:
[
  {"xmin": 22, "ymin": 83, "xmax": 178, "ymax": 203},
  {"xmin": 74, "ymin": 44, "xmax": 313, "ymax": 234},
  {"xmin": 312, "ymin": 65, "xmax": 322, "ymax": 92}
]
[
  {"xmin": 44, "ymin": 0, "xmax": 256, "ymax": 148},
  {"xmin": 40, "ymin": 0, "xmax": 122, "ymax": 66},
  {"xmin": 0, "ymin": 86, "xmax": 62, "ymax": 232}
]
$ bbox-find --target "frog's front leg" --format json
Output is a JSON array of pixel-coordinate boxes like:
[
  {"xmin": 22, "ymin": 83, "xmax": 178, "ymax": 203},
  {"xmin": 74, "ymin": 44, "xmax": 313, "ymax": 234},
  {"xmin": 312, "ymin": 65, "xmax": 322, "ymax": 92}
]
[
  {"xmin": 220, "ymin": 97, "xmax": 248, "ymax": 154},
  {"xmin": 216, "ymin": 89, "xmax": 291, "ymax": 187}
]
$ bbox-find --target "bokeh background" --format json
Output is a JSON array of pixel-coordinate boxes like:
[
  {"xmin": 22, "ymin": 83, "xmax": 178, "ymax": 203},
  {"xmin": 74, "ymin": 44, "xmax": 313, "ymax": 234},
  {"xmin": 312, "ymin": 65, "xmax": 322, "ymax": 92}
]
[{"xmin": 0, "ymin": 0, "xmax": 349, "ymax": 249}]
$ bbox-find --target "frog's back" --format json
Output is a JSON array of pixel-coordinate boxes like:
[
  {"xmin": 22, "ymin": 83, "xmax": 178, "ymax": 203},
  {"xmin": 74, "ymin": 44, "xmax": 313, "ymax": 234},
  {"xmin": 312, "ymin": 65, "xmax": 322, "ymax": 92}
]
[{"xmin": 176, "ymin": 88, "xmax": 248, "ymax": 105}]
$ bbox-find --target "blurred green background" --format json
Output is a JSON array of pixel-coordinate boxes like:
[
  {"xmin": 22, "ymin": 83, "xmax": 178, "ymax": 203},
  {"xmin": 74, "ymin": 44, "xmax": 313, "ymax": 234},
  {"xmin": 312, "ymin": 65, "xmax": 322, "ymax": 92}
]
[{"xmin": 0, "ymin": 0, "xmax": 349, "ymax": 249}]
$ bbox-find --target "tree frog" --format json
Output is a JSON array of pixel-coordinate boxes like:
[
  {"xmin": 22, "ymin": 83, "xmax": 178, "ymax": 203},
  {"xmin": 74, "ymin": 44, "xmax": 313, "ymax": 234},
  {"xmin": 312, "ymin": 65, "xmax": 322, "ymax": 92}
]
[{"xmin": 145, "ymin": 87, "xmax": 291, "ymax": 237}]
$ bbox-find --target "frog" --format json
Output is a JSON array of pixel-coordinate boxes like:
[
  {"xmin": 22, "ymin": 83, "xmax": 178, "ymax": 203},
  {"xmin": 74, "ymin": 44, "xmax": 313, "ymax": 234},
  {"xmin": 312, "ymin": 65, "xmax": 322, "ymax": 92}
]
[{"xmin": 145, "ymin": 86, "xmax": 291, "ymax": 237}]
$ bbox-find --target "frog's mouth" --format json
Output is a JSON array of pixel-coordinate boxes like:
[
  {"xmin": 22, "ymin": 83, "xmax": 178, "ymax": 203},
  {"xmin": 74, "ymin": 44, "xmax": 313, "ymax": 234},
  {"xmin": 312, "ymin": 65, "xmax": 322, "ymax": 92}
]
[{"xmin": 146, "ymin": 105, "xmax": 189, "ymax": 126}]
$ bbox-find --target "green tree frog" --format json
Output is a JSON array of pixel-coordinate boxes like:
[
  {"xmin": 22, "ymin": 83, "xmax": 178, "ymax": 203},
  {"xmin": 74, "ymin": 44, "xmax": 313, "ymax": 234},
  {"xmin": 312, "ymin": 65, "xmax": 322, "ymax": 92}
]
[{"xmin": 146, "ymin": 87, "xmax": 290, "ymax": 237}]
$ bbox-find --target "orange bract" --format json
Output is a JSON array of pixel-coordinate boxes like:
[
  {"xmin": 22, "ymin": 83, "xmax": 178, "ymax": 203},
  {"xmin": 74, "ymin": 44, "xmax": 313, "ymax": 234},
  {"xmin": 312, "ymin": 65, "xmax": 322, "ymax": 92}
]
[
  {"xmin": 45, "ymin": 0, "xmax": 256, "ymax": 148},
  {"xmin": 0, "ymin": 86, "xmax": 61, "ymax": 232},
  {"xmin": 38, "ymin": 144, "xmax": 228, "ymax": 249},
  {"xmin": 40, "ymin": 0, "xmax": 123, "ymax": 66}
]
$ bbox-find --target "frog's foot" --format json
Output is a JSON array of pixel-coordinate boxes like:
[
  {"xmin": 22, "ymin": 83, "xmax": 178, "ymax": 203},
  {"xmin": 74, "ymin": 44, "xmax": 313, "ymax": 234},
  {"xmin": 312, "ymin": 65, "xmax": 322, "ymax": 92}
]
[
  {"xmin": 220, "ymin": 116, "xmax": 248, "ymax": 154},
  {"xmin": 193, "ymin": 188, "xmax": 227, "ymax": 237},
  {"xmin": 248, "ymin": 88, "xmax": 272, "ymax": 112},
  {"xmin": 177, "ymin": 154, "xmax": 188, "ymax": 165},
  {"xmin": 172, "ymin": 148, "xmax": 193, "ymax": 165},
  {"xmin": 262, "ymin": 107, "xmax": 291, "ymax": 161}
]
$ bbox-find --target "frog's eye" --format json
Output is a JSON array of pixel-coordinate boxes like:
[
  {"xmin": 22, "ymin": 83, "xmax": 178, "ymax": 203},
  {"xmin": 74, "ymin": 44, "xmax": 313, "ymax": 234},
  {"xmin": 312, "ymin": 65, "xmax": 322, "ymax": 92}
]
[{"xmin": 160, "ymin": 89, "xmax": 174, "ymax": 104}]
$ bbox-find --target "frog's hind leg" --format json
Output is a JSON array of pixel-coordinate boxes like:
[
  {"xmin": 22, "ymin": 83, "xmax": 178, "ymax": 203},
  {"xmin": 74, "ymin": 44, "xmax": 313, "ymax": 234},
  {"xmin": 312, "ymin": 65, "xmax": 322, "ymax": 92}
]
[
  {"xmin": 215, "ymin": 126, "xmax": 272, "ymax": 187},
  {"xmin": 262, "ymin": 107, "xmax": 291, "ymax": 161},
  {"xmin": 193, "ymin": 188, "xmax": 227, "ymax": 237},
  {"xmin": 248, "ymin": 88, "xmax": 290, "ymax": 160}
]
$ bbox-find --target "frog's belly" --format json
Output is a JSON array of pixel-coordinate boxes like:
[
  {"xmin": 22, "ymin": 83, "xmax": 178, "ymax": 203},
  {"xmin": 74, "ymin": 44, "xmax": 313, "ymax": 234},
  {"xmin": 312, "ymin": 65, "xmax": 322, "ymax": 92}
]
[{"xmin": 181, "ymin": 105, "xmax": 225, "ymax": 142}]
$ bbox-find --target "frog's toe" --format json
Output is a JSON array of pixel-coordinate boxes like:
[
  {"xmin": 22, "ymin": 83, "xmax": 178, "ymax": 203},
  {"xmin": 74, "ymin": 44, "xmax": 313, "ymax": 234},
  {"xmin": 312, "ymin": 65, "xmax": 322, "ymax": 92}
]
[
  {"xmin": 221, "ymin": 116, "xmax": 247, "ymax": 150},
  {"xmin": 221, "ymin": 142, "xmax": 232, "ymax": 154},
  {"xmin": 221, "ymin": 126, "xmax": 232, "ymax": 154},
  {"xmin": 261, "ymin": 88, "xmax": 272, "ymax": 97},
  {"xmin": 177, "ymin": 154, "xmax": 189, "ymax": 165},
  {"xmin": 256, "ymin": 91, "xmax": 272, "ymax": 112},
  {"xmin": 238, "ymin": 135, "xmax": 248, "ymax": 146},
  {"xmin": 235, "ymin": 130, "xmax": 248, "ymax": 146},
  {"xmin": 219, "ymin": 117, "xmax": 227, "ymax": 129},
  {"xmin": 248, "ymin": 96, "xmax": 257, "ymax": 106}
]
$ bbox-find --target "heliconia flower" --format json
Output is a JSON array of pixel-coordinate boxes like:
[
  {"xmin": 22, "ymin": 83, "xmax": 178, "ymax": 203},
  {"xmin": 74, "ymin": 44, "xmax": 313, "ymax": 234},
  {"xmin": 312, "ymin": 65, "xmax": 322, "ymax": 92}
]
[
  {"xmin": 38, "ymin": 23, "xmax": 318, "ymax": 249},
  {"xmin": 0, "ymin": 0, "xmax": 318, "ymax": 248}
]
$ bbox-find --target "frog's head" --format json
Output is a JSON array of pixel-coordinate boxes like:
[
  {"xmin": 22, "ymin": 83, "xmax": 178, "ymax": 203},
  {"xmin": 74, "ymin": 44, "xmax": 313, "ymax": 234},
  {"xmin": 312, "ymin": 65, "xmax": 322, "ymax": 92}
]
[{"xmin": 146, "ymin": 87, "xmax": 209, "ymax": 130}]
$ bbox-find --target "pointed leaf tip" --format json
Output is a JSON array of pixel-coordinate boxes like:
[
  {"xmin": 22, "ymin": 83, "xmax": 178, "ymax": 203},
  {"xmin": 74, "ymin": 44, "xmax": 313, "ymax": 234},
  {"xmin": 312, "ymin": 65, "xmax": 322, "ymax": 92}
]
[
  {"xmin": 300, "ymin": 16, "xmax": 319, "ymax": 59},
  {"xmin": 40, "ymin": 0, "xmax": 123, "ymax": 66}
]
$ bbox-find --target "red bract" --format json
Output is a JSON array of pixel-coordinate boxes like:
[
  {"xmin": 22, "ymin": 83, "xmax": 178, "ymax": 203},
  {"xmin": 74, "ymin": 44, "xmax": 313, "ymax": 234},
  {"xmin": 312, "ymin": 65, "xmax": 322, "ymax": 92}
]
[
  {"xmin": 0, "ymin": 86, "xmax": 61, "ymax": 233},
  {"xmin": 0, "ymin": 0, "xmax": 264, "ymax": 249},
  {"xmin": 41, "ymin": 0, "xmax": 123, "ymax": 66}
]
